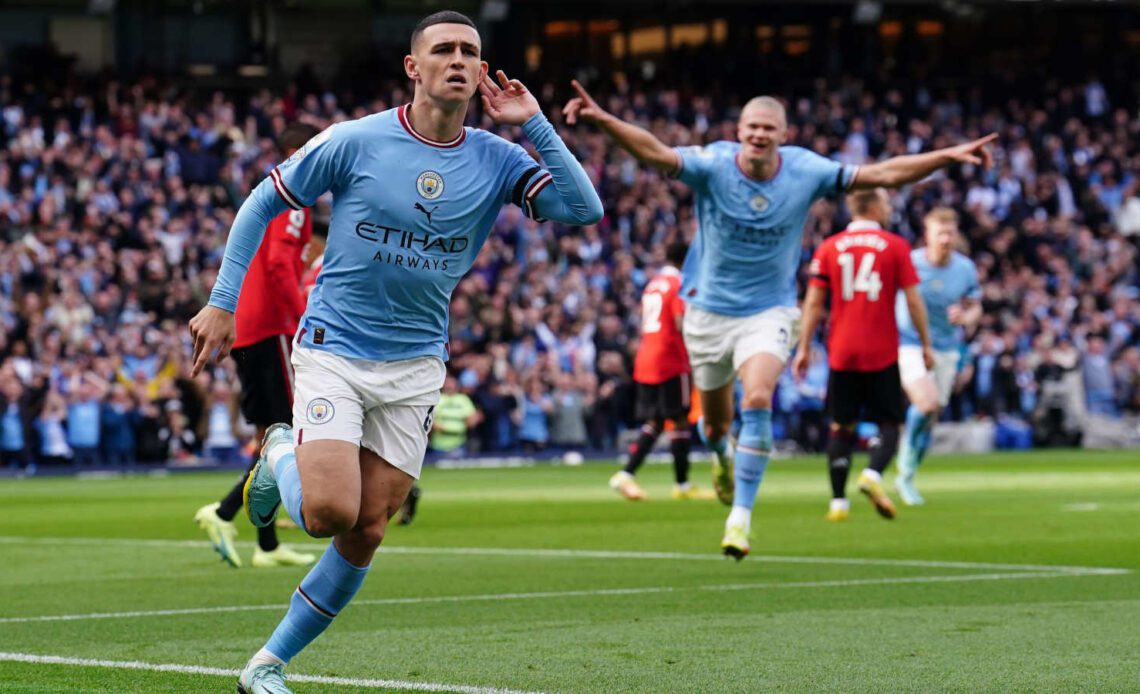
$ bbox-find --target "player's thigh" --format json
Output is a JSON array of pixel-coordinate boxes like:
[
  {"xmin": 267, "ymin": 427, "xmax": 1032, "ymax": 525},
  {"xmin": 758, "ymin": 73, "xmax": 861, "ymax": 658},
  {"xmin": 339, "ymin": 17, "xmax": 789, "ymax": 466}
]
[
  {"xmin": 736, "ymin": 351, "xmax": 785, "ymax": 410},
  {"xmin": 864, "ymin": 364, "xmax": 906, "ymax": 426},
  {"xmin": 732, "ymin": 306, "xmax": 799, "ymax": 373},
  {"xmin": 682, "ymin": 307, "xmax": 736, "ymax": 391},
  {"xmin": 291, "ymin": 345, "xmax": 368, "ymax": 523},
  {"xmin": 360, "ymin": 403, "xmax": 434, "ymax": 481},
  {"xmin": 898, "ymin": 346, "xmax": 940, "ymax": 413},
  {"xmin": 932, "ymin": 351, "xmax": 961, "ymax": 407},
  {"xmin": 233, "ymin": 335, "xmax": 294, "ymax": 427},
  {"xmin": 826, "ymin": 370, "xmax": 863, "ymax": 426},
  {"xmin": 334, "ymin": 448, "xmax": 415, "ymax": 566}
]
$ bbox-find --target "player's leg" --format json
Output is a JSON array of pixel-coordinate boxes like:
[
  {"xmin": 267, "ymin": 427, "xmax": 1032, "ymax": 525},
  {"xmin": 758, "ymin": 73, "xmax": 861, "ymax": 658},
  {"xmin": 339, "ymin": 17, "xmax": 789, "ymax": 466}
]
[
  {"xmin": 194, "ymin": 425, "xmax": 264, "ymax": 568},
  {"xmin": 610, "ymin": 380, "xmax": 660, "ymax": 500},
  {"xmin": 823, "ymin": 370, "xmax": 859, "ymax": 522},
  {"xmin": 896, "ymin": 346, "xmax": 940, "ymax": 505},
  {"xmin": 682, "ymin": 307, "xmax": 737, "ymax": 505},
  {"xmin": 914, "ymin": 351, "xmax": 960, "ymax": 465},
  {"xmin": 856, "ymin": 365, "xmax": 903, "ymax": 520},
  {"xmin": 718, "ymin": 306, "xmax": 794, "ymax": 558},
  {"xmin": 668, "ymin": 417, "xmax": 696, "ymax": 498}
]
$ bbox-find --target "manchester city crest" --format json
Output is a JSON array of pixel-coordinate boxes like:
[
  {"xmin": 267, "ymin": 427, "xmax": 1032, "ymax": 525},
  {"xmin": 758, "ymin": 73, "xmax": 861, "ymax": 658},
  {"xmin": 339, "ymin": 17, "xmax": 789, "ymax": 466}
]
[
  {"xmin": 750, "ymin": 194, "xmax": 770, "ymax": 213},
  {"xmin": 416, "ymin": 170, "xmax": 444, "ymax": 200},
  {"xmin": 306, "ymin": 398, "xmax": 335, "ymax": 425}
]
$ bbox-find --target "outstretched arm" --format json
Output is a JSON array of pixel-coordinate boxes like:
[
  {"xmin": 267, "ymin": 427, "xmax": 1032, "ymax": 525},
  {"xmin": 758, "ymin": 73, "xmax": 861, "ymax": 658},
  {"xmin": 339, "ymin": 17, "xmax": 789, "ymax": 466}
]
[
  {"xmin": 852, "ymin": 134, "xmax": 997, "ymax": 189},
  {"xmin": 562, "ymin": 80, "xmax": 680, "ymax": 173},
  {"xmin": 481, "ymin": 71, "xmax": 603, "ymax": 225},
  {"xmin": 792, "ymin": 285, "xmax": 828, "ymax": 381}
]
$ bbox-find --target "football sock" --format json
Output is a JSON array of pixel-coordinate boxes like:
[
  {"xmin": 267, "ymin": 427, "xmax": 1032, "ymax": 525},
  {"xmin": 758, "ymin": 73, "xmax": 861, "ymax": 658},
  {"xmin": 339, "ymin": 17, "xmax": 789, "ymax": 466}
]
[
  {"xmin": 696, "ymin": 416, "xmax": 728, "ymax": 456},
  {"xmin": 263, "ymin": 543, "xmax": 369, "ymax": 663},
  {"xmin": 257, "ymin": 525, "xmax": 279, "ymax": 552},
  {"xmin": 826, "ymin": 427, "xmax": 856, "ymax": 499},
  {"xmin": 623, "ymin": 423, "xmax": 660, "ymax": 475},
  {"xmin": 732, "ymin": 408, "xmax": 771, "ymax": 512},
  {"xmin": 268, "ymin": 446, "xmax": 308, "ymax": 534},
  {"xmin": 868, "ymin": 424, "xmax": 900, "ymax": 475},
  {"xmin": 669, "ymin": 429, "xmax": 691, "ymax": 485},
  {"xmin": 216, "ymin": 457, "xmax": 256, "ymax": 522},
  {"xmin": 902, "ymin": 405, "xmax": 931, "ymax": 469},
  {"xmin": 914, "ymin": 424, "xmax": 934, "ymax": 467}
]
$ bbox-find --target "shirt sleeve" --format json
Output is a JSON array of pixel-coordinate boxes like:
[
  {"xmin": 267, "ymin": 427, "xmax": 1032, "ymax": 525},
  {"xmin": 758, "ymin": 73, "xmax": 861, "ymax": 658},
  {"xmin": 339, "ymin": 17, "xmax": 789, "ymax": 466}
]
[
  {"xmin": 897, "ymin": 240, "xmax": 920, "ymax": 289},
  {"xmin": 808, "ymin": 244, "xmax": 831, "ymax": 289},
  {"xmin": 798, "ymin": 148, "xmax": 858, "ymax": 200},
  {"xmin": 502, "ymin": 142, "xmax": 552, "ymax": 221},
  {"xmin": 270, "ymin": 124, "xmax": 350, "ymax": 209},
  {"xmin": 673, "ymin": 144, "xmax": 720, "ymax": 190}
]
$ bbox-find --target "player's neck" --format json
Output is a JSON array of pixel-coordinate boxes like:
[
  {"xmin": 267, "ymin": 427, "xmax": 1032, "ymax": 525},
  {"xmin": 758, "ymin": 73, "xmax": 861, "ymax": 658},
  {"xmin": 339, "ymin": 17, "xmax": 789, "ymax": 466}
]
[
  {"xmin": 407, "ymin": 97, "xmax": 468, "ymax": 143},
  {"xmin": 736, "ymin": 151, "xmax": 780, "ymax": 182},
  {"xmin": 847, "ymin": 218, "xmax": 882, "ymax": 231},
  {"xmin": 925, "ymin": 247, "xmax": 951, "ymax": 266}
]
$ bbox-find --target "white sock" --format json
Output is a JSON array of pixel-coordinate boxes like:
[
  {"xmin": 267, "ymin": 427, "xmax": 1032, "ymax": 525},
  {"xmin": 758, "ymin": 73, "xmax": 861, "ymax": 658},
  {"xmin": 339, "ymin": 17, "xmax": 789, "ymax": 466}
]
[
  {"xmin": 676, "ymin": 481, "xmax": 692, "ymax": 491},
  {"xmin": 726, "ymin": 505, "xmax": 751, "ymax": 530},
  {"xmin": 830, "ymin": 498, "xmax": 850, "ymax": 512},
  {"xmin": 249, "ymin": 648, "xmax": 285, "ymax": 669},
  {"xmin": 265, "ymin": 439, "xmax": 293, "ymax": 478},
  {"xmin": 861, "ymin": 468, "xmax": 882, "ymax": 483}
]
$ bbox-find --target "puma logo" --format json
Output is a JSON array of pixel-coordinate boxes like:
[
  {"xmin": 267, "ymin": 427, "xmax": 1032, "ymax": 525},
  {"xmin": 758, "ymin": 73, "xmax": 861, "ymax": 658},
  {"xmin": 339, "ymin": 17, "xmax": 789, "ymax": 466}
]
[{"xmin": 414, "ymin": 202, "xmax": 439, "ymax": 224}]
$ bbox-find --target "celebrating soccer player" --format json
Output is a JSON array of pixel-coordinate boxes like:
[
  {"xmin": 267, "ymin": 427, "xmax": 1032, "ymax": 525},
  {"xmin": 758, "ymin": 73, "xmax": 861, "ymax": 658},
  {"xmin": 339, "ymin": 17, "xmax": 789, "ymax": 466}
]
[
  {"xmin": 794, "ymin": 189, "xmax": 933, "ymax": 521},
  {"xmin": 188, "ymin": 11, "xmax": 603, "ymax": 693},
  {"xmin": 610, "ymin": 241, "xmax": 705, "ymax": 501},
  {"xmin": 894, "ymin": 208, "xmax": 982, "ymax": 505},
  {"xmin": 565, "ymin": 82, "xmax": 994, "ymax": 558},
  {"xmin": 192, "ymin": 123, "xmax": 320, "ymax": 570}
]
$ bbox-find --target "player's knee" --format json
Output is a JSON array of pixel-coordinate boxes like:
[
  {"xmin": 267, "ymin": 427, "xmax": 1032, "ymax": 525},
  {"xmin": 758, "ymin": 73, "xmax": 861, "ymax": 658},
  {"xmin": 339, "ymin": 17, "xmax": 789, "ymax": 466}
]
[
  {"xmin": 304, "ymin": 502, "xmax": 359, "ymax": 537},
  {"xmin": 349, "ymin": 521, "xmax": 386, "ymax": 551},
  {"xmin": 740, "ymin": 390, "xmax": 772, "ymax": 411},
  {"xmin": 703, "ymin": 419, "xmax": 730, "ymax": 443}
]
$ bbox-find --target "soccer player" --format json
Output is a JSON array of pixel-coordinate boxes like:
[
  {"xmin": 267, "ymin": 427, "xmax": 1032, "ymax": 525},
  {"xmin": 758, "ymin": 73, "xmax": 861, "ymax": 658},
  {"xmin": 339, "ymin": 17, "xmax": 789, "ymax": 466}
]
[
  {"xmin": 794, "ymin": 189, "xmax": 934, "ymax": 521},
  {"xmin": 609, "ymin": 240, "xmax": 705, "ymax": 501},
  {"xmin": 894, "ymin": 207, "xmax": 981, "ymax": 505},
  {"xmin": 192, "ymin": 123, "xmax": 320, "ymax": 570},
  {"xmin": 188, "ymin": 12, "xmax": 602, "ymax": 693},
  {"xmin": 564, "ymin": 83, "xmax": 993, "ymax": 558}
]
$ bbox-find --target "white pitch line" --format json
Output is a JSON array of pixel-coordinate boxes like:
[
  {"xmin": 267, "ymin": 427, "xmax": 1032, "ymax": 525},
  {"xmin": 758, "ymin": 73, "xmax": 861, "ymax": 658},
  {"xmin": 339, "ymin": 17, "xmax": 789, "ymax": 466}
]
[
  {"xmin": 0, "ymin": 536, "xmax": 1126, "ymax": 575},
  {"xmin": 0, "ymin": 571, "xmax": 1111, "ymax": 626},
  {"xmin": 0, "ymin": 652, "xmax": 544, "ymax": 694}
]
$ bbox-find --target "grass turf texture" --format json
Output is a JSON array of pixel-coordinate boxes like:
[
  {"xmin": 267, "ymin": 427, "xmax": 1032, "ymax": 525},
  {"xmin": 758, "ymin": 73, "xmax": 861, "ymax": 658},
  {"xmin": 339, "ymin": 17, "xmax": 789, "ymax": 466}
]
[{"xmin": 1, "ymin": 450, "xmax": 1137, "ymax": 693}]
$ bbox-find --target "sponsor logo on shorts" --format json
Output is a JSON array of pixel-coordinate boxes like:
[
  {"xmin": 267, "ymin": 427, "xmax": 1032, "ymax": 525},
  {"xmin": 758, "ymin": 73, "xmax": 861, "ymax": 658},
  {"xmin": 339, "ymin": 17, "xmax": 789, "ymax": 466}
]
[{"xmin": 306, "ymin": 398, "xmax": 335, "ymax": 425}]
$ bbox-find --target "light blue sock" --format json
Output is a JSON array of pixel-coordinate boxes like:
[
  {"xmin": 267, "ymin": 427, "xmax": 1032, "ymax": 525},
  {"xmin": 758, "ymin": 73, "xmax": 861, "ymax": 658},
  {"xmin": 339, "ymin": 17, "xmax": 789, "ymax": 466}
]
[
  {"xmin": 696, "ymin": 416, "xmax": 728, "ymax": 456},
  {"xmin": 914, "ymin": 423, "xmax": 934, "ymax": 466},
  {"xmin": 274, "ymin": 450, "xmax": 308, "ymax": 533},
  {"xmin": 264, "ymin": 543, "xmax": 370, "ymax": 663},
  {"xmin": 732, "ymin": 408, "xmax": 771, "ymax": 511}
]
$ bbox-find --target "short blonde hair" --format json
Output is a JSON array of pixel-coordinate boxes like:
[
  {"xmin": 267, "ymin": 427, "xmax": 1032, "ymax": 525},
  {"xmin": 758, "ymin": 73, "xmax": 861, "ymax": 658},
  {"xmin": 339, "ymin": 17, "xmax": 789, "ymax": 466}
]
[
  {"xmin": 742, "ymin": 96, "xmax": 786, "ymax": 124},
  {"xmin": 924, "ymin": 207, "xmax": 959, "ymax": 227}
]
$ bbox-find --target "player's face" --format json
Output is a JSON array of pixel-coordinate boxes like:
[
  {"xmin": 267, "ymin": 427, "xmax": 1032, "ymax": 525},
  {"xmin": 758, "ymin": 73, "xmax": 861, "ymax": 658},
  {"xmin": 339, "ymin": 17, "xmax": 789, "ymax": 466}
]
[
  {"xmin": 925, "ymin": 220, "xmax": 957, "ymax": 259},
  {"xmin": 406, "ymin": 23, "xmax": 487, "ymax": 105},
  {"xmin": 737, "ymin": 106, "xmax": 786, "ymax": 163}
]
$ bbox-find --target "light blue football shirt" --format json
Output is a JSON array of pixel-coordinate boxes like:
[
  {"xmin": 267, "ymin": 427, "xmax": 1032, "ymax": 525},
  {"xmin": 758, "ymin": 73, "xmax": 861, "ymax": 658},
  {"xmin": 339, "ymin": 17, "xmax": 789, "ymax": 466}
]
[
  {"xmin": 674, "ymin": 143, "xmax": 857, "ymax": 316},
  {"xmin": 211, "ymin": 106, "xmax": 600, "ymax": 362},
  {"xmin": 896, "ymin": 249, "xmax": 980, "ymax": 351}
]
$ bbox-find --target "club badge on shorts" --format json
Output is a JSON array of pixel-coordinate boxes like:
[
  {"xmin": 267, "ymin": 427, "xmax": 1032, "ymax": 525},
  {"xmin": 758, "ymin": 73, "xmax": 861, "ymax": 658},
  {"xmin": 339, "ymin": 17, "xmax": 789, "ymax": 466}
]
[
  {"xmin": 306, "ymin": 398, "xmax": 335, "ymax": 425},
  {"xmin": 416, "ymin": 170, "xmax": 444, "ymax": 200}
]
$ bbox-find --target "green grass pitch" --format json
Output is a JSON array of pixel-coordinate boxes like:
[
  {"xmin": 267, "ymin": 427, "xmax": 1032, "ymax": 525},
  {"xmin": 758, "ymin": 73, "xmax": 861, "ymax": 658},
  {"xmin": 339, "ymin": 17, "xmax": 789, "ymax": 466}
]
[{"xmin": 1, "ymin": 450, "xmax": 1138, "ymax": 692}]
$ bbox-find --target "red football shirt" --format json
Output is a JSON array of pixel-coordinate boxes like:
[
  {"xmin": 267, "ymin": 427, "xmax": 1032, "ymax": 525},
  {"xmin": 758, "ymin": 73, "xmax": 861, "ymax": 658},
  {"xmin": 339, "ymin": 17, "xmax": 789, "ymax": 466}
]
[
  {"xmin": 808, "ymin": 222, "xmax": 919, "ymax": 371},
  {"xmin": 233, "ymin": 208, "xmax": 312, "ymax": 349},
  {"xmin": 633, "ymin": 267, "xmax": 691, "ymax": 384}
]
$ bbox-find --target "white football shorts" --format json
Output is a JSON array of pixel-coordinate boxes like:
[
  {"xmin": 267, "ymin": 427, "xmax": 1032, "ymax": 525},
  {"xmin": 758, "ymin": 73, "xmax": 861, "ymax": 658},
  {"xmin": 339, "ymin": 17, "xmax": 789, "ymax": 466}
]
[
  {"xmin": 898, "ymin": 345, "xmax": 961, "ymax": 407},
  {"xmin": 291, "ymin": 345, "xmax": 445, "ymax": 479},
  {"xmin": 682, "ymin": 305, "xmax": 800, "ymax": 391}
]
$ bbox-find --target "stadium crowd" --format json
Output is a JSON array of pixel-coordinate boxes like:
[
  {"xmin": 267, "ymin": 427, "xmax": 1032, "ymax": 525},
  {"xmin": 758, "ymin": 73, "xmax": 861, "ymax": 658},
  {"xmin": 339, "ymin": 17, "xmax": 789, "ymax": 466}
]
[{"xmin": 0, "ymin": 66, "xmax": 1137, "ymax": 468}]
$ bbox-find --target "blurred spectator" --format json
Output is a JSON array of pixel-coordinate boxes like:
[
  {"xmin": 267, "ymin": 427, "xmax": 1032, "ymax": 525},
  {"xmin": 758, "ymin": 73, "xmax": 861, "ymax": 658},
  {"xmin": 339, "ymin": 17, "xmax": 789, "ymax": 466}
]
[
  {"xmin": 35, "ymin": 392, "xmax": 72, "ymax": 465},
  {"xmin": 101, "ymin": 384, "xmax": 138, "ymax": 467},
  {"xmin": 430, "ymin": 375, "xmax": 482, "ymax": 454}
]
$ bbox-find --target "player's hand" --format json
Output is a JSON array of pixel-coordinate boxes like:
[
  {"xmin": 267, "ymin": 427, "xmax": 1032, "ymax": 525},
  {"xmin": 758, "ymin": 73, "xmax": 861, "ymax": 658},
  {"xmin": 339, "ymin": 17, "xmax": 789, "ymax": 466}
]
[
  {"xmin": 791, "ymin": 347, "xmax": 811, "ymax": 381},
  {"xmin": 479, "ymin": 70, "xmax": 540, "ymax": 126},
  {"xmin": 945, "ymin": 133, "xmax": 997, "ymax": 169},
  {"xmin": 922, "ymin": 345, "xmax": 936, "ymax": 370},
  {"xmin": 562, "ymin": 80, "xmax": 609, "ymax": 126},
  {"xmin": 188, "ymin": 305, "xmax": 236, "ymax": 377},
  {"xmin": 947, "ymin": 304, "xmax": 964, "ymax": 325}
]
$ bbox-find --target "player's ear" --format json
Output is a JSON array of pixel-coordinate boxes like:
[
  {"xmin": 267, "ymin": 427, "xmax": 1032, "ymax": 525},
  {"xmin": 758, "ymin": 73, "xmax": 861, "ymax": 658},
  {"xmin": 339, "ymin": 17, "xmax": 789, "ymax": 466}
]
[
  {"xmin": 404, "ymin": 54, "xmax": 419, "ymax": 81},
  {"xmin": 478, "ymin": 61, "xmax": 488, "ymax": 82}
]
